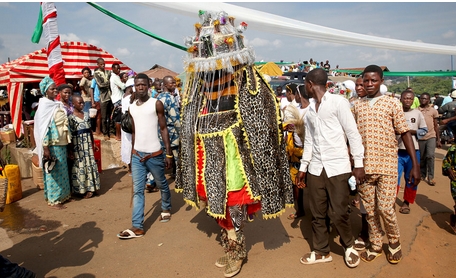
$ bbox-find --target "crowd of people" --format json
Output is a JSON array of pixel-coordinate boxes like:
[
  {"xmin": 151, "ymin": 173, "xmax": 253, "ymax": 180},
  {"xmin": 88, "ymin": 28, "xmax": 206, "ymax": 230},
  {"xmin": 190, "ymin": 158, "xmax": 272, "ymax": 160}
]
[
  {"xmin": 12, "ymin": 9, "xmax": 456, "ymax": 278},
  {"xmin": 280, "ymin": 58, "xmax": 340, "ymax": 76}
]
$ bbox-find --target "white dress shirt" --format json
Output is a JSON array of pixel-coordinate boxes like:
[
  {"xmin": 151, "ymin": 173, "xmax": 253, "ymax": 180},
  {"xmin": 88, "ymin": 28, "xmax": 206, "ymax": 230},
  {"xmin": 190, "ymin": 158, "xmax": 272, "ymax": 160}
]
[
  {"xmin": 299, "ymin": 92, "xmax": 364, "ymax": 178},
  {"xmin": 110, "ymin": 73, "xmax": 126, "ymax": 104}
]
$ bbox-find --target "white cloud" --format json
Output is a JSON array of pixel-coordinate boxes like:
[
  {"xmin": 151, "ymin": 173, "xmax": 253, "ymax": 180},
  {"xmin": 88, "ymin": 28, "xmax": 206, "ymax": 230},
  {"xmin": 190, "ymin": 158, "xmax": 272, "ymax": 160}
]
[
  {"xmin": 443, "ymin": 30, "xmax": 455, "ymax": 39},
  {"xmin": 247, "ymin": 38, "xmax": 283, "ymax": 49},
  {"xmin": 60, "ymin": 33, "xmax": 80, "ymax": 42},
  {"xmin": 150, "ymin": 40, "xmax": 161, "ymax": 47},
  {"xmin": 272, "ymin": 39, "xmax": 283, "ymax": 48},
  {"xmin": 248, "ymin": 37, "xmax": 270, "ymax": 47},
  {"xmin": 116, "ymin": 48, "xmax": 130, "ymax": 56},
  {"xmin": 358, "ymin": 49, "xmax": 395, "ymax": 65},
  {"xmin": 87, "ymin": 39, "xmax": 100, "ymax": 46}
]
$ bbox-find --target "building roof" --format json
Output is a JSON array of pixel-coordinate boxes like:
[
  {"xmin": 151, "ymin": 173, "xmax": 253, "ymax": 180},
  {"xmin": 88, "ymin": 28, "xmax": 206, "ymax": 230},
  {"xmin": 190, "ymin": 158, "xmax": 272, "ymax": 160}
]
[
  {"xmin": 338, "ymin": 66, "xmax": 390, "ymax": 72},
  {"xmin": 141, "ymin": 64, "xmax": 179, "ymax": 80}
]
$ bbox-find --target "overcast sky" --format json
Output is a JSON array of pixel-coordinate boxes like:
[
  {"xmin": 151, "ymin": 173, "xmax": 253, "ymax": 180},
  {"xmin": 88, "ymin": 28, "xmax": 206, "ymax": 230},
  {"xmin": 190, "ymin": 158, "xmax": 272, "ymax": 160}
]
[{"xmin": 1, "ymin": 1, "xmax": 456, "ymax": 74}]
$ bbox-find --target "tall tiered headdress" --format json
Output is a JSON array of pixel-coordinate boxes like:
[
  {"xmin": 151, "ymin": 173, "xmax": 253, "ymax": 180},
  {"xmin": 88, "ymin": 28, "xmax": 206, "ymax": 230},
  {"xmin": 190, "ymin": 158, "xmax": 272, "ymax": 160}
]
[{"xmin": 183, "ymin": 10, "xmax": 255, "ymax": 73}]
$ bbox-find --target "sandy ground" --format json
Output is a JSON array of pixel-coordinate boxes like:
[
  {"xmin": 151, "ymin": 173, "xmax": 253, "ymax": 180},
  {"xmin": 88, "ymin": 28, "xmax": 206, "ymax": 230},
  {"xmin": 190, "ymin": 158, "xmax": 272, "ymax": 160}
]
[{"xmin": 1, "ymin": 148, "xmax": 455, "ymax": 278}]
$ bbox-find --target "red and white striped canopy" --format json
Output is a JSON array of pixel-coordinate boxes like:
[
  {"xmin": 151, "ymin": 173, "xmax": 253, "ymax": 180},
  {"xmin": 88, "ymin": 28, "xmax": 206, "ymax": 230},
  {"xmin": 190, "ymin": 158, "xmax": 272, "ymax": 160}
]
[
  {"xmin": 0, "ymin": 41, "xmax": 132, "ymax": 86},
  {"xmin": 0, "ymin": 41, "xmax": 132, "ymax": 138}
]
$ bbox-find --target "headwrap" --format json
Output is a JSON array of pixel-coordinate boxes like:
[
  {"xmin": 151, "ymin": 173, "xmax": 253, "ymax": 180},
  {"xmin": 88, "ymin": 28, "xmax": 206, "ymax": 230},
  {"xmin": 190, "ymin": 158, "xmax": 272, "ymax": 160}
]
[
  {"xmin": 39, "ymin": 76, "xmax": 55, "ymax": 95},
  {"xmin": 126, "ymin": 78, "xmax": 135, "ymax": 92}
]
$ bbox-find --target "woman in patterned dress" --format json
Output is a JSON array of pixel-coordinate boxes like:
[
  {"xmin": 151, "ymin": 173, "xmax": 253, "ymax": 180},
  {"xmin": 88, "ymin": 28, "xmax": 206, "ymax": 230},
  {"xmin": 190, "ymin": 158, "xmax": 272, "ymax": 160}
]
[
  {"xmin": 68, "ymin": 95, "xmax": 100, "ymax": 199},
  {"xmin": 34, "ymin": 76, "xmax": 72, "ymax": 209}
]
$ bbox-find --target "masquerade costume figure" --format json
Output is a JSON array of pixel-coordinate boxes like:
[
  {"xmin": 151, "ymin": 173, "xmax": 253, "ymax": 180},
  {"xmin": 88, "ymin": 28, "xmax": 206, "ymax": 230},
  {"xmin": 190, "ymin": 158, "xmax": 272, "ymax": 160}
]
[{"xmin": 176, "ymin": 10, "xmax": 293, "ymax": 277}]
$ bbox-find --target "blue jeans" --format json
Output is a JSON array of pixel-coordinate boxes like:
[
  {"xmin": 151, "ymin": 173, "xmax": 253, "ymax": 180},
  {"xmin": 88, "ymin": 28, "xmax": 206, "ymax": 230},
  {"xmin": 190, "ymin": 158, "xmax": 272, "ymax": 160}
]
[
  {"xmin": 398, "ymin": 149, "xmax": 420, "ymax": 186},
  {"xmin": 131, "ymin": 151, "xmax": 171, "ymax": 230},
  {"xmin": 83, "ymin": 101, "xmax": 92, "ymax": 113}
]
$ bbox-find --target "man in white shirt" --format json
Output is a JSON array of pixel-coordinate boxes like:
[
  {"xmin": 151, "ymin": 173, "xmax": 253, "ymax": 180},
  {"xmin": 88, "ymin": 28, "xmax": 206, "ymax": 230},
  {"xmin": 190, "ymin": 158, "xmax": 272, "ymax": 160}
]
[
  {"xmin": 117, "ymin": 73, "xmax": 173, "ymax": 240},
  {"xmin": 296, "ymin": 68, "xmax": 365, "ymax": 268},
  {"xmin": 110, "ymin": 63, "xmax": 126, "ymax": 106},
  {"xmin": 110, "ymin": 63, "xmax": 126, "ymax": 140}
]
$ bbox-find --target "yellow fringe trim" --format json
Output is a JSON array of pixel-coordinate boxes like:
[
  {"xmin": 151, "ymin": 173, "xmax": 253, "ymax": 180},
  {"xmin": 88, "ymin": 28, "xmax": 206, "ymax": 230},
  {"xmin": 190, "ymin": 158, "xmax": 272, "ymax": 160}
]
[
  {"xmin": 198, "ymin": 120, "xmax": 241, "ymax": 138},
  {"xmin": 262, "ymin": 204, "xmax": 295, "ymax": 220},
  {"xmin": 186, "ymin": 59, "xmax": 245, "ymax": 73}
]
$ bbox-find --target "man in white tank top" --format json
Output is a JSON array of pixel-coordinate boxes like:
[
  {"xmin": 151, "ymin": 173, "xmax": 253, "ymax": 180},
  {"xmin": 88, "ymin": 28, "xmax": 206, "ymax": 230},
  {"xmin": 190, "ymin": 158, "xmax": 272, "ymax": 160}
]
[{"xmin": 117, "ymin": 73, "xmax": 173, "ymax": 239}]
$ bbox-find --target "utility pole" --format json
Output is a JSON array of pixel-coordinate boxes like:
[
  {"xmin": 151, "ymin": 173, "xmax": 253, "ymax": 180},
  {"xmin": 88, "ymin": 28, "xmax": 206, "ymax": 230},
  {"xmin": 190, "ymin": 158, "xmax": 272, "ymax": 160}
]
[{"xmin": 452, "ymin": 55, "xmax": 454, "ymax": 71}]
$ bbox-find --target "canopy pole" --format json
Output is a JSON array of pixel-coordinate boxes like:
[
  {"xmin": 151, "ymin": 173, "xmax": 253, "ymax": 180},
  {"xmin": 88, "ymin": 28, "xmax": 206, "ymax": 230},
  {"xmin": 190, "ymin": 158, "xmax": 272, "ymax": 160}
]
[{"xmin": 451, "ymin": 55, "xmax": 454, "ymax": 71}]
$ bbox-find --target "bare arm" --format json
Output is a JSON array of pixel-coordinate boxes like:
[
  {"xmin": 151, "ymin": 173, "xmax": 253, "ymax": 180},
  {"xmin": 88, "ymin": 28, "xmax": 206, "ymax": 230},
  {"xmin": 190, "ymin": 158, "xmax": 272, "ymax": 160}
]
[
  {"xmin": 131, "ymin": 108, "xmax": 135, "ymax": 156},
  {"xmin": 441, "ymin": 115, "xmax": 456, "ymax": 124},
  {"xmin": 89, "ymin": 87, "xmax": 95, "ymax": 106},
  {"xmin": 401, "ymin": 131, "xmax": 421, "ymax": 186},
  {"xmin": 434, "ymin": 117, "xmax": 442, "ymax": 148}
]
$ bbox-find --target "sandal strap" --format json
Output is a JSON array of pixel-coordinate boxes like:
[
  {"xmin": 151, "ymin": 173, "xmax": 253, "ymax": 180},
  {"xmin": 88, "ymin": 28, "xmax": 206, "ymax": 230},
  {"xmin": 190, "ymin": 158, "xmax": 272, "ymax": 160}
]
[
  {"xmin": 388, "ymin": 244, "xmax": 401, "ymax": 255},
  {"xmin": 366, "ymin": 248, "xmax": 382, "ymax": 256}
]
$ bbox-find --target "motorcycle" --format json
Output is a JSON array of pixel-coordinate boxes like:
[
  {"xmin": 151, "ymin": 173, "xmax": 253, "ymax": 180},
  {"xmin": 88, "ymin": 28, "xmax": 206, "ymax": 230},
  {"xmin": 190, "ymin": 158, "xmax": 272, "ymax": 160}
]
[{"xmin": 438, "ymin": 115, "xmax": 455, "ymax": 145}]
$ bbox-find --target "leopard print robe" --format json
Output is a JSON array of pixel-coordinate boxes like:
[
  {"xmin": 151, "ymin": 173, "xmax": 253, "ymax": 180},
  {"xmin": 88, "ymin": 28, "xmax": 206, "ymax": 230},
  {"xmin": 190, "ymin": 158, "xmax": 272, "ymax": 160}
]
[{"xmin": 176, "ymin": 65, "xmax": 293, "ymax": 219}]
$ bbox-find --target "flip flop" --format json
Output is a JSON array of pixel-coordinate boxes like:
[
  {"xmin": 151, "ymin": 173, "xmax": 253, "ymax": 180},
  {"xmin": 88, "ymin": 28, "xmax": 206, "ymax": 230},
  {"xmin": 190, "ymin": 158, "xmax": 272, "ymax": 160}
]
[
  {"xmin": 47, "ymin": 157, "xmax": 57, "ymax": 172},
  {"xmin": 159, "ymin": 212, "xmax": 171, "ymax": 223},
  {"xmin": 387, "ymin": 244, "xmax": 402, "ymax": 264},
  {"xmin": 399, "ymin": 206, "xmax": 410, "ymax": 214},
  {"xmin": 360, "ymin": 248, "xmax": 382, "ymax": 263},
  {"xmin": 117, "ymin": 229, "xmax": 144, "ymax": 239},
  {"xmin": 353, "ymin": 238, "xmax": 366, "ymax": 251},
  {"xmin": 344, "ymin": 246, "xmax": 360, "ymax": 268},
  {"xmin": 300, "ymin": 251, "xmax": 333, "ymax": 265}
]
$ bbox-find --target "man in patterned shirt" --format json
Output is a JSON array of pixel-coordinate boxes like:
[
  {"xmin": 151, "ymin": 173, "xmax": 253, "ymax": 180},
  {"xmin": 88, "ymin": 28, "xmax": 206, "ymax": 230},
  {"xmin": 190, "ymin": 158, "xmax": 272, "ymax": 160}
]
[
  {"xmin": 158, "ymin": 76, "xmax": 180, "ymax": 174},
  {"xmin": 146, "ymin": 75, "xmax": 181, "ymax": 189},
  {"xmin": 353, "ymin": 65, "xmax": 420, "ymax": 265}
]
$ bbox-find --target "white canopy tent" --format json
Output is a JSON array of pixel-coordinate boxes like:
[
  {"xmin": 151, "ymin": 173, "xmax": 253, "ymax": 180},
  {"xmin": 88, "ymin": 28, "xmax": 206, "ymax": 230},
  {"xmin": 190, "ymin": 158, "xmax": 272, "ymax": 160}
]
[{"xmin": 140, "ymin": 2, "xmax": 456, "ymax": 56}]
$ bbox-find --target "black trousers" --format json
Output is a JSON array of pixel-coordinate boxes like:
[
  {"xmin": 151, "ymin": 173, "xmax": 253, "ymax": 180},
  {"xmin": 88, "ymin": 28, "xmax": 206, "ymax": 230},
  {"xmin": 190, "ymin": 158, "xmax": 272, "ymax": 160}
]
[
  {"xmin": 307, "ymin": 168, "xmax": 354, "ymax": 255},
  {"xmin": 100, "ymin": 101, "xmax": 113, "ymax": 136}
]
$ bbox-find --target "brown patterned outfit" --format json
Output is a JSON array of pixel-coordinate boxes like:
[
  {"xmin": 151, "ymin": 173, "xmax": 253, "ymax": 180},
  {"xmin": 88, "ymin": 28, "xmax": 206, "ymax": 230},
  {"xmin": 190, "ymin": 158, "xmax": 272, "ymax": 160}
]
[{"xmin": 353, "ymin": 95, "xmax": 410, "ymax": 251}]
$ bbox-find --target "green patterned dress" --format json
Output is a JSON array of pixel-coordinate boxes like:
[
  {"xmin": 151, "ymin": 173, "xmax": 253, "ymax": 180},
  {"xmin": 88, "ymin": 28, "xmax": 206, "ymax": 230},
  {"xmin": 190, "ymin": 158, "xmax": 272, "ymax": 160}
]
[
  {"xmin": 68, "ymin": 113, "xmax": 100, "ymax": 194},
  {"xmin": 43, "ymin": 120, "xmax": 71, "ymax": 205},
  {"xmin": 442, "ymin": 144, "xmax": 456, "ymax": 200}
]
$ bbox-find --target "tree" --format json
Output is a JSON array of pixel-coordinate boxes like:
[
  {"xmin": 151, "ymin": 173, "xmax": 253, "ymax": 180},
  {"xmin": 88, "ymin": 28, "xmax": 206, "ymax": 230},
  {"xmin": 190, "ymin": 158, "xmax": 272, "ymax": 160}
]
[{"xmin": 388, "ymin": 76, "xmax": 453, "ymax": 96}]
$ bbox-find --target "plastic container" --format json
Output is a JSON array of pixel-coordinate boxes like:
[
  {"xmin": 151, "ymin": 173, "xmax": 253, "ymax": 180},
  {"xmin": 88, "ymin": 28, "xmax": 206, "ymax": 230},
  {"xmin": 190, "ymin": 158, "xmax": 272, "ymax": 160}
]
[
  {"xmin": 0, "ymin": 164, "xmax": 22, "ymax": 204},
  {"xmin": 89, "ymin": 108, "xmax": 98, "ymax": 118},
  {"xmin": 348, "ymin": 176, "xmax": 356, "ymax": 191}
]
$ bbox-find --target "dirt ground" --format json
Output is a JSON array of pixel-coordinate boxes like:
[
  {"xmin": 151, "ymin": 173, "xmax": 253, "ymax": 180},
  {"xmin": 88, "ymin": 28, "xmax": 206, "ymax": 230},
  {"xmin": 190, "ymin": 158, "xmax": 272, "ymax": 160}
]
[{"xmin": 1, "ymin": 147, "xmax": 455, "ymax": 278}]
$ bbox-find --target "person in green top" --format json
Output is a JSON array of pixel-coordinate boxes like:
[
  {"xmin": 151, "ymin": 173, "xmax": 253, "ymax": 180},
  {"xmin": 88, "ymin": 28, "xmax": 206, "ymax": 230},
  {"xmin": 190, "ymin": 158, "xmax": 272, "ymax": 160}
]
[{"xmin": 441, "ymin": 144, "xmax": 456, "ymax": 233}]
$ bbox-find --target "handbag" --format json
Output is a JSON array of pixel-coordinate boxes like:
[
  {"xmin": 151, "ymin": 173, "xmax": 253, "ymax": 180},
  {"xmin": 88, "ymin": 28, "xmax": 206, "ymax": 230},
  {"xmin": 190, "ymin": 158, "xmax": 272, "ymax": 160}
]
[{"xmin": 121, "ymin": 110, "xmax": 133, "ymax": 134}]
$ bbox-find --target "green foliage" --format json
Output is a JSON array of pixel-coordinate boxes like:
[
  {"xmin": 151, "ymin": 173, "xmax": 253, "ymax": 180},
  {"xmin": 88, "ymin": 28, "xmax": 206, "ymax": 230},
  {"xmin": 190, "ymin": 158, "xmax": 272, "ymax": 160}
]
[{"xmin": 388, "ymin": 76, "xmax": 453, "ymax": 96}]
